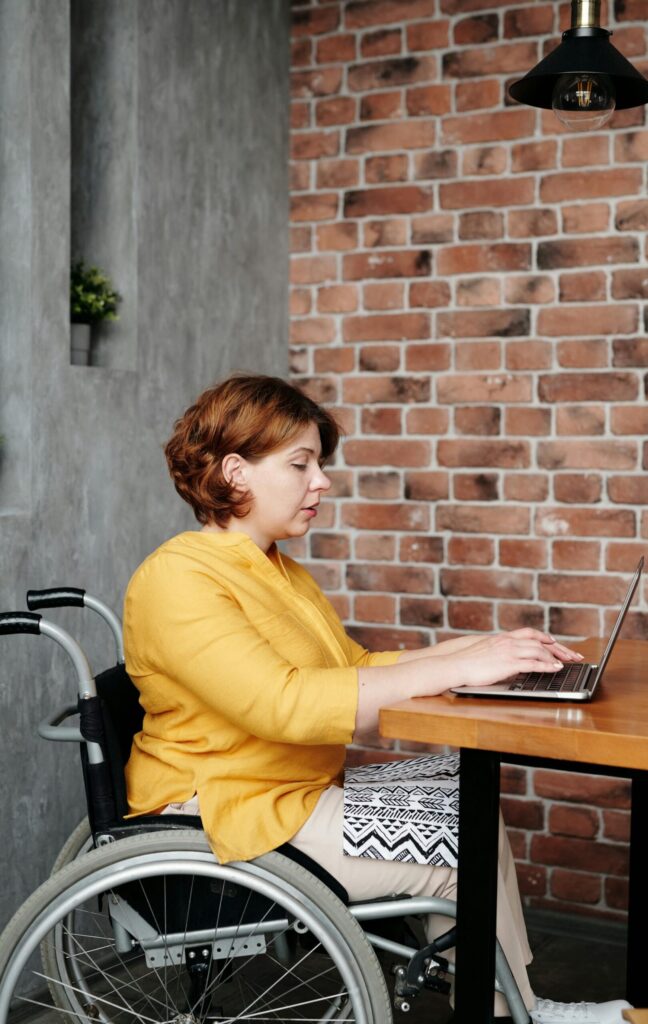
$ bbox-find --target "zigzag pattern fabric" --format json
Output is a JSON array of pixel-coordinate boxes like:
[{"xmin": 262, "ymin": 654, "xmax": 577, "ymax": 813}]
[{"xmin": 342, "ymin": 753, "xmax": 460, "ymax": 867}]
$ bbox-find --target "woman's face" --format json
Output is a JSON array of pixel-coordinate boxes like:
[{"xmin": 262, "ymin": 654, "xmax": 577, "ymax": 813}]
[{"xmin": 232, "ymin": 422, "xmax": 332, "ymax": 551}]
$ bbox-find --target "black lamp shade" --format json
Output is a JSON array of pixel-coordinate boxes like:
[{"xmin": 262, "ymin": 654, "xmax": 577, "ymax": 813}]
[{"xmin": 509, "ymin": 28, "xmax": 648, "ymax": 110}]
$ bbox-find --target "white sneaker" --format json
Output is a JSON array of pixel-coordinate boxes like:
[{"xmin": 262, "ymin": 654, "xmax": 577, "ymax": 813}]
[{"xmin": 530, "ymin": 999, "xmax": 632, "ymax": 1024}]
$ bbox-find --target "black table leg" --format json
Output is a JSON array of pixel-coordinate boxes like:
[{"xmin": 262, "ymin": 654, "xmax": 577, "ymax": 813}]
[
  {"xmin": 627, "ymin": 769, "xmax": 648, "ymax": 1006},
  {"xmin": 454, "ymin": 747, "xmax": 502, "ymax": 1024}
]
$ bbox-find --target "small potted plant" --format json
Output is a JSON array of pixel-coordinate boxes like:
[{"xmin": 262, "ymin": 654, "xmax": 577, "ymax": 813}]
[{"xmin": 70, "ymin": 261, "xmax": 122, "ymax": 365}]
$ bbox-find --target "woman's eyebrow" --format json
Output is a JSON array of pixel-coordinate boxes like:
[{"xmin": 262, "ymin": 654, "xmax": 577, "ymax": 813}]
[{"xmin": 289, "ymin": 446, "xmax": 317, "ymax": 455}]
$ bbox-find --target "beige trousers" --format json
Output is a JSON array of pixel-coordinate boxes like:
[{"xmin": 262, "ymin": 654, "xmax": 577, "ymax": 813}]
[{"xmin": 163, "ymin": 786, "xmax": 535, "ymax": 1015}]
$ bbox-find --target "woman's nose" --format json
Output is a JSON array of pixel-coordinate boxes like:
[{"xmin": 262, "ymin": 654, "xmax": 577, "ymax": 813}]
[{"xmin": 312, "ymin": 468, "xmax": 331, "ymax": 491}]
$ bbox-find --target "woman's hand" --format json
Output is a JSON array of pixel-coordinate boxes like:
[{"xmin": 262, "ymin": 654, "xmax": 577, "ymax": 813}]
[{"xmin": 444, "ymin": 629, "xmax": 583, "ymax": 691}]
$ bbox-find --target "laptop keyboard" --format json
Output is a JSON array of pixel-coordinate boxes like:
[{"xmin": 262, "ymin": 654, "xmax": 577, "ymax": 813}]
[{"xmin": 510, "ymin": 663, "xmax": 591, "ymax": 692}]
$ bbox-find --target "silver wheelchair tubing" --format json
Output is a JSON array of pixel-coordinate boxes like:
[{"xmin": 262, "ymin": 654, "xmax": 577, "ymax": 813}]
[
  {"xmin": 0, "ymin": 845, "xmax": 382, "ymax": 1024},
  {"xmin": 82, "ymin": 594, "xmax": 125, "ymax": 664}
]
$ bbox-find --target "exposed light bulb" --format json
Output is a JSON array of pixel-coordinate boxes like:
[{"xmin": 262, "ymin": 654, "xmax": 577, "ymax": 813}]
[{"xmin": 551, "ymin": 72, "xmax": 616, "ymax": 131}]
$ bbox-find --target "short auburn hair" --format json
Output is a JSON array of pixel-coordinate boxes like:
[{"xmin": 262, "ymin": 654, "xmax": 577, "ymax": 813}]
[{"xmin": 165, "ymin": 373, "xmax": 340, "ymax": 525}]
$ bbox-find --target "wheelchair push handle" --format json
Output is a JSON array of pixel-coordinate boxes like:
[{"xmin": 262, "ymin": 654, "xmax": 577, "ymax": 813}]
[
  {"xmin": 0, "ymin": 611, "xmax": 42, "ymax": 634},
  {"xmin": 26, "ymin": 586, "xmax": 124, "ymax": 664},
  {"xmin": 27, "ymin": 587, "xmax": 85, "ymax": 609}
]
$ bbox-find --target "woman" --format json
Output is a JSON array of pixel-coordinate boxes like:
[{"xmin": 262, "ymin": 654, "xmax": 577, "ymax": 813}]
[{"xmin": 124, "ymin": 373, "xmax": 629, "ymax": 1024}]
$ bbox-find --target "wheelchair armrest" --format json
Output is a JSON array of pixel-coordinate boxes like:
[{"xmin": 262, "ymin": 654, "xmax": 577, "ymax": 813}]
[{"xmin": 38, "ymin": 704, "xmax": 83, "ymax": 743}]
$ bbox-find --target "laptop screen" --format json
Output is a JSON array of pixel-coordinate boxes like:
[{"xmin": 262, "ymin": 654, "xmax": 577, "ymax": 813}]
[{"xmin": 591, "ymin": 557, "xmax": 643, "ymax": 686}]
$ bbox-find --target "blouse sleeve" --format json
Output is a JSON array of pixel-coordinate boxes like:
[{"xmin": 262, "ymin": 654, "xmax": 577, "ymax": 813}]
[{"xmin": 124, "ymin": 556, "xmax": 359, "ymax": 747}]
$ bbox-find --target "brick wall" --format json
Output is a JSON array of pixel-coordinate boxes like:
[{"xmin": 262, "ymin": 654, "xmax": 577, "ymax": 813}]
[{"xmin": 288, "ymin": 0, "xmax": 647, "ymax": 921}]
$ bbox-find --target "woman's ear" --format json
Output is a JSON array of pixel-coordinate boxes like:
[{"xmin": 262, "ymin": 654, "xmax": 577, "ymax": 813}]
[{"xmin": 221, "ymin": 453, "xmax": 247, "ymax": 490}]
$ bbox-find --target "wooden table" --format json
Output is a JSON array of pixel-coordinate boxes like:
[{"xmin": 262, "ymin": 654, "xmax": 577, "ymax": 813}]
[{"xmin": 380, "ymin": 638, "xmax": 648, "ymax": 1024}]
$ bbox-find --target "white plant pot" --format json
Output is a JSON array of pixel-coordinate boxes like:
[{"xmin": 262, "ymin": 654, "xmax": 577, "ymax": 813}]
[{"xmin": 70, "ymin": 323, "xmax": 91, "ymax": 366}]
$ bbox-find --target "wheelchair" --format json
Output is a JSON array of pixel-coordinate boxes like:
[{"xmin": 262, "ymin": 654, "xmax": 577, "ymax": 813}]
[{"xmin": 0, "ymin": 588, "xmax": 531, "ymax": 1024}]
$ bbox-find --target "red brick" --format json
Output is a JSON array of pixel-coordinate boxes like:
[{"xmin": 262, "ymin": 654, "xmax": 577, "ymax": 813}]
[
  {"xmin": 406, "ymin": 84, "xmax": 452, "ymax": 117},
  {"xmin": 448, "ymin": 600, "xmax": 493, "ymax": 631},
  {"xmin": 536, "ymin": 506, "xmax": 636, "ymax": 537},
  {"xmin": 540, "ymin": 572, "xmax": 629, "ymax": 606},
  {"xmin": 414, "ymin": 150, "xmax": 458, "ymax": 180},
  {"xmin": 501, "ymin": 764, "xmax": 528, "ymax": 795},
  {"xmin": 361, "ymin": 406, "xmax": 401, "ymax": 434},
  {"xmin": 616, "ymin": 199, "xmax": 648, "ymax": 232},
  {"xmin": 295, "ymin": 375, "xmax": 339, "ymax": 404},
  {"xmin": 344, "ymin": 185, "xmax": 433, "ymax": 217},
  {"xmin": 291, "ymin": 102, "xmax": 310, "ymax": 130},
  {"xmin": 541, "ymin": 168, "xmax": 641, "ymax": 202},
  {"xmin": 405, "ymin": 343, "xmax": 451, "ymax": 371},
  {"xmin": 538, "ymin": 306, "xmax": 638, "ymax": 337},
  {"xmin": 438, "ymin": 243, "xmax": 530, "ymax": 275},
  {"xmin": 440, "ymin": 177, "xmax": 534, "ymax": 210},
  {"xmin": 608, "ymin": 475, "xmax": 648, "ymax": 504},
  {"xmin": 454, "ymin": 341, "xmax": 501, "ymax": 370},
  {"xmin": 316, "ymin": 97, "xmax": 357, "ymax": 127},
  {"xmin": 562, "ymin": 134, "xmax": 610, "ymax": 168},
  {"xmin": 292, "ymin": 6, "xmax": 339, "ymax": 36},
  {"xmin": 505, "ymin": 407, "xmax": 551, "ymax": 435},
  {"xmin": 344, "ymin": 0, "xmax": 436, "ymax": 29},
  {"xmin": 343, "ymin": 376, "xmax": 429, "ymax": 404},
  {"xmin": 511, "ymin": 139, "xmax": 557, "ymax": 172},
  {"xmin": 612, "ymin": 268, "xmax": 648, "ymax": 300},
  {"xmin": 615, "ymin": 0, "xmax": 648, "ymax": 21},
  {"xmin": 602, "ymin": 810, "xmax": 630, "ymax": 843},
  {"xmin": 504, "ymin": 5, "xmax": 554, "ymax": 36},
  {"xmin": 355, "ymin": 535, "xmax": 397, "ymax": 562},
  {"xmin": 355, "ymin": 594, "xmax": 396, "ymax": 624},
  {"xmin": 406, "ymin": 20, "xmax": 450, "ymax": 51},
  {"xmin": 504, "ymin": 473, "xmax": 549, "ymax": 502},
  {"xmin": 364, "ymin": 154, "xmax": 408, "ymax": 184},
  {"xmin": 552, "ymin": 540, "xmax": 601, "ymax": 572},
  {"xmin": 344, "ymin": 250, "xmax": 431, "ymax": 280},
  {"xmin": 549, "ymin": 606, "xmax": 600, "ymax": 638},
  {"xmin": 455, "ymin": 79, "xmax": 501, "ymax": 111},
  {"xmin": 291, "ymin": 193, "xmax": 339, "ymax": 222},
  {"xmin": 440, "ymin": 568, "xmax": 534, "ymax": 600},
  {"xmin": 516, "ymin": 864, "xmax": 547, "ymax": 897},
  {"xmin": 443, "ymin": 41, "xmax": 539, "ymax": 78},
  {"xmin": 291, "ymin": 130, "xmax": 340, "ymax": 161},
  {"xmin": 344, "ymin": 439, "xmax": 430, "ymax": 467},
  {"xmin": 363, "ymin": 282, "xmax": 404, "ymax": 310},
  {"xmin": 612, "ymin": 406, "xmax": 648, "ymax": 434},
  {"xmin": 437, "ymin": 374, "xmax": 531, "ymax": 403},
  {"xmin": 359, "ymin": 345, "xmax": 400, "ymax": 372},
  {"xmin": 304, "ymin": 560, "xmax": 340, "ymax": 590},
  {"xmin": 313, "ymin": 347, "xmax": 355, "ymax": 373},
  {"xmin": 401, "ymin": 596, "xmax": 445, "ymax": 628},
  {"xmin": 347, "ymin": 121, "xmax": 436, "ymax": 156},
  {"xmin": 559, "ymin": 271, "xmax": 606, "ymax": 303},
  {"xmin": 459, "ymin": 211, "xmax": 504, "ymax": 240},
  {"xmin": 606, "ymin": 541, "xmax": 648, "ymax": 572},
  {"xmin": 443, "ymin": 109, "xmax": 535, "ymax": 146},
  {"xmin": 454, "ymin": 12, "xmax": 498, "ymax": 44},
  {"xmin": 500, "ymin": 539, "xmax": 547, "ymax": 569},
  {"xmin": 551, "ymin": 869, "xmax": 601, "ymax": 905},
  {"xmin": 290, "ymin": 161, "xmax": 311, "ymax": 191},
  {"xmin": 605, "ymin": 878, "xmax": 629, "ymax": 912},
  {"xmin": 508, "ymin": 209, "xmax": 558, "ymax": 238},
  {"xmin": 617, "ymin": 337, "xmax": 648, "ymax": 367},
  {"xmin": 562, "ymin": 203, "xmax": 610, "ymax": 234},
  {"xmin": 316, "ymin": 222, "xmax": 357, "ymax": 252},
  {"xmin": 363, "ymin": 218, "xmax": 408, "ymax": 247},
  {"xmin": 556, "ymin": 406, "xmax": 606, "ymax": 436},
  {"xmin": 324, "ymin": 471, "xmax": 354, "ymax": 499},
  {"xmin": 315, "ymin": 33, "xmax": 356, "ymax": 64},
  {"xmin": 358, "ymin": 471, "xmax": 401, "ymax": 500},
  {"xmin": 343, "ymin": 312, "xmax": 430, "ymax": 342},
  {"xmin": 616, "ymin": 130, "xmax": 648, "ymax": 163},
  {"xmin": 406, "ymin": 407, "xmax": 449, "ymax": 434},
  {"xmin": 539, "ymin": 373, "xmax": 638, "ymax": 403},
  {"xmin": 399, "ymin": 535, "xmax": 444, "ymax": 563},
  {"xmin": 455, "ymin": 405, "xmax": 501, "ymax": 436},
  {"xmin": 289, "ymin": 347, "xmax": 308, "ymax": 376},
  {"xmin": 448, "ymin": 537, "xmax": 495, "ymax": 565},
  {"xmin": 291, "ymin": 37, "xmax": 312, "ymax": 68},
  {"xmin": 556, "ymin": 340, "xmax": 609, "ymax": 369},
  {"xmin": 290, "ymin": 288, "xmax": 312, "ymax": 317},
  {"xmin": 310, "ymin": 532, "xmax": 350, "ymax": 560},
  {"xmin": 506, "ymin": 340, "xmax": 552, "ymax": 370},
  {"xmin": 409, "ymin": 281, "xmax": 451, "ymax": 308},
  {"xmin": 317, "ymin": 285, "xmax": 358, "ymax": 313},
  {"xmin": 291, "ymin": 68, "xmax": 343, "ymax": 99},
  {"xmin": 348, "ymin": 55, "xmax": 438, "ymax": 92},
  {"xmin": 502, "ymin": 797, "xmax": 544, "ymax": 830},
  {"xmin": 554, "ymin": 473, "xmax": 603, "ymax": 504},
  {"xmin": 505, "ymin": 275, "xmax": 554, "ymax": 304},
  {"xmin": 360, "ymin": 28, "xmax": 402, "ymax": 58},
  {"xmin": 411, "ymin": 213, "xmax": 454, "ymax": 244},
  {"xmin": 346, "ymin": 563, "xmax": 435, "ymax": 595},
  {"xmin": 291, "ymin": 254, "xmax": 337, "ymax": 285},
  {"xmin": 343, "ymin": 501, "xmax": 429, "ymax": 531},
  {"xmin": 359, "ymin": 90, "xmax": 405, "ymax": 121},
  {"xmin": 348, "ymin": 624, "xmax": 427, "ymax": 651},
  {"xmin": 498, "ymin": 603, "xmax": 545, "ymax": 631},
  {"xmin": 453, "ymin": 472, "xmax": 499, "ymax": 501},
  {"xmin": 438, "ymin": 504, "xmax": 530, "ymax": 534},
  {"xmin": 538, "ymin": 237, "xmax": 638, "ymax": 270},
  {"xmin": 530, "ymin": 834, "xmax": 628, "ymax": 876},
  {"xmin": 438, "ymin": 439, "xmax": 530, "ymax": 468},
  {"xmin": 404, "ymin": 471, "xmax": 449, "ymax": 501},
  {"xmin": 550, "ymin": 804, "xmax": 599, "ymax": 839}
]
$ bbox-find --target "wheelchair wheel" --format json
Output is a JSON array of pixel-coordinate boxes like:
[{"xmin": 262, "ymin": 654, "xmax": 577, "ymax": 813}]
[
  {"xmin": 49, "ymin": 817, "xmax": 93, "ymax": 872},
  {"xmin": 0, "ymin": 829, "xmax": 391, "ymax": 1024}
]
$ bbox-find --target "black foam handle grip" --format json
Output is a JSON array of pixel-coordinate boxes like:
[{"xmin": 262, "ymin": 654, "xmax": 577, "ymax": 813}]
[
  {"xmin": 0, "ymin": 612, "xmax": 42, "ymax": 635},
  {"xmin": 26, "ymin": 587, "xmax": 85, "ymax": 610}
]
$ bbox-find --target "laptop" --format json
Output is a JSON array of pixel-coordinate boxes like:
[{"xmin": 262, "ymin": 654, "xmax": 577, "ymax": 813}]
[{"xmin": 452, "ymin": 557, "xmax": 643, "ymax": 702}]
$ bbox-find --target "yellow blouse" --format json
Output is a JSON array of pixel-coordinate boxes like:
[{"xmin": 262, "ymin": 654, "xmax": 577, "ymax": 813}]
[{"xmin": 124, "ymin": 531, "xmax": 400, "ymax": 862}]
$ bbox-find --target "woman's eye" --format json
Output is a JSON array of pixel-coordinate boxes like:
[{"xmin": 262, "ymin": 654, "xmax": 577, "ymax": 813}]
[{"xmin": 292, "ymin": 463, "xmax": 307, "ymax": 471}]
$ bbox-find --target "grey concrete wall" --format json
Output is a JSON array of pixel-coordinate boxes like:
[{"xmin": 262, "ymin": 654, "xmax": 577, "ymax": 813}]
[{"xmin": 0, "ymin": 0, "xmax": 289, "ymax": 927}]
